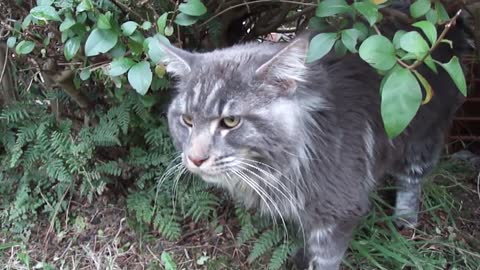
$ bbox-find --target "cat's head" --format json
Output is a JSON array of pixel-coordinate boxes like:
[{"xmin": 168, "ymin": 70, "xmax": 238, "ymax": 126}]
[{"xmin": 162, "ymin": 38, "xmax": 311, "ymax": 184}]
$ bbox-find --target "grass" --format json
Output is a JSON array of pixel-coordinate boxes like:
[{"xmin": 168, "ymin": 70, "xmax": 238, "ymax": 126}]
[{"xmin": 1, "ymin": 157, "xmax": 479, "ymax": 269}]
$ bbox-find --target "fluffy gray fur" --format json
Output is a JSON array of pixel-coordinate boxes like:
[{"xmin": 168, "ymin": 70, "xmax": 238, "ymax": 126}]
[{"xmin": 163, "ymin": 31, "xmax": 464, "ymax": 269}]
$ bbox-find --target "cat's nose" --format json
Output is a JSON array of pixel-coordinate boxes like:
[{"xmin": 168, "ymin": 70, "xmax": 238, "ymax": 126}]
[{"xmin": 188, "ymin": 155, "xmax": 209, "ymax": 167}]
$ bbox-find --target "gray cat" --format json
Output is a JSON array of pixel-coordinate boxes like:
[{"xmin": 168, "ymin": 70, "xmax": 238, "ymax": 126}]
[{"xmin": 161, "ymin": 27, "xmax": 465, "ymax": 269}]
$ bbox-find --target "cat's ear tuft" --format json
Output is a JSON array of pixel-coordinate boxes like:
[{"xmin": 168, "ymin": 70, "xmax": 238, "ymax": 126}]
[
  {"xmin": 157, "ymin": 40, "xmax": 194, "ymax": 77},
  {"xmin": 255, "ymin": 37, "xmax": 309, "ymax": 94}
]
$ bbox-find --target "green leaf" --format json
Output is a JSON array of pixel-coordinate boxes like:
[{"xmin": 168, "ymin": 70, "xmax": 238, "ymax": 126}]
[
  {"xmin": 141, "ymin": 21, "xmax": 152, "ymax": 30},
  {"xmin": 392, "ymin": 30, "xmax": 406, "ymax": 49},
  {"xmin": 30, "ymin": 6, "xmax": 61, "ymax": 21},
  {"xmin": 7, "ymin": 37, "xmax": 17, "ymax": 48},
  {"xmin": 22, "ymin": 15, "xmax": 33, "ymax": 30},
  {"xmin": 437, "ymin": 56, "xmax": 467, "ymax": 96},
  {"xmin": 145, "ymin": 35, "xmax": 170, "ymax": 63},
  {"xmin": 178, "ymin": 0, "xmax": 207, "ymax": 16},
  {"xmin": 157, "ymin": 12, "xmax": 169, "ymax": 34},
  {"xmin": 121, "ymin": 21, "xmax": 138, "ymax": 36},
  {"xmin": 381, "ymin": 66, "xmax": 422, "ymax": 138},
  {"xmin": 60, "ymin": 15, "xmax": 76, "ymax": 32},
  {"xmin": 79, "ymin": 69, "xmax": 91, "ymax": 80},
  {"xmin": 85, "ymin": 28, "xmax": 118, "ymax": 57},
  {"xmin": 77, "ymin": 12, "xmax": 87, "ymax": 24},
  {"xmin": 97, "ymin": 13, "xmax": 112, "ymax": 30},
  {"xmin": 410, "ymin": 0, "xmax": 431, "ymax": 18},
  {"xmin": 353, "ymin": 22, "xmax": 368, "ymax": 41},
  {"xmin": 61, "ymin": 30, "xmax": 71, "ymax": 43},
  {"xmin": 435, "ymin": 1, "xmax": 450, "ymax": 23},
  {"xmin": 155, "ymin": 64, "xmax": 166, "ymax": 78},
  {"xmin": 77, "ymin": 0, "xmax": 94, "ymax": 13},
  {"xmin": 43, "ymin": 34, "xmax": 52, "ymax": 46},
  {"xmin": 359, "ymin": 35, "xmax": 396, "ymax": 71},
  {"xmin": 128, "ymin": 61, "xmax": 152, "ymax": 95},
  {"xmin": 161, "ymin": 251, "xmax": 177, "ymax": 270},
  {"xmin": 413, "ymin": 21, "xmax": 437, "ymax": 45},
  {"xmin": 174, "ymin": 13, "xmax": 198, "ymax": 26},
  {"xmin": 306, "ymin": 33, "xmax": 337, "ymax": 63},
  {"xmin": 424, "ymin": 55, "xmax": 437, "ymax": 73},
  {"xmin": 334, "ymin": 40, "xmax": 347, "ymax": 56},
  {"xmin": 37, "ymin": 0, "xmax": 54, "ymax": 6},
  {"xmin": 413, "ymin": 71, "xmax": 434, "ymax": 105},
  {"xmin": 109, "ymin": 43, "xmax": 127, "ymax": 58},
  {"xmin": 353, "ymin": 1, "xmax": 379, "ymax": 26},
  {"xmin": 341, "ymin": 29, "xmax": 360, "ymax": 53},
  {"xmin": 425, "ymin": 9, "xmax": 438, "ymax": 24},
  {"xmin": 316, "ymin": 0, "xmax": 350, "ymax": 17},
  {"xmin": 130, "ymin": 31, "xmax": 145, "ymax": 44},
  {"xmin": 399, "ymin": 31, "xmax": 429, "ymax": 58},
  {"xmin": 15, "ymin": 40, "xmax": 35, "ymax": 55},
  {"xmin": 165, "ymin": 26, "xmax": 174, "ymax": 36},
  {"xmin": 108, "ymin": 57, "xmax": 135, "ymax": 76},
  {"xmin": 64, "ymin": 37, "xmax": 81, "ymax": 61}
]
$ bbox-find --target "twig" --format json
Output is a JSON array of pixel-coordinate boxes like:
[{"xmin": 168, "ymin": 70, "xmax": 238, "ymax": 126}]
[
  {"xmin": 110, "ymin": 0, "xmax": 144, "ymax": 21},
  {"xmin": 284, "ymin": 6, "xmax": 316, "ymax": 23},
  {"xmin": 198, "ymin": 0, "xmax": 317, "ymax": 28},
  {"xmin": 0, "ymin": 46, "xmax": 9, "ymax": 85},
  {"xmin": 373, "ymin": 10, "xmax": 463, "ymax": 71},
  {"xmin": 476, "ymin": 172, "xmax": 479, "ymax": 202},
  {"xmin": 169, "ymin": 0, "xmax": 181, "ymax": 29},
  {"xmin": 407, "ymin": 9, "xmax": 463, "ymax": 70}
]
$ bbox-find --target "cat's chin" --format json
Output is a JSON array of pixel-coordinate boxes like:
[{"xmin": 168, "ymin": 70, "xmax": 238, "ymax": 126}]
[{"xmin": 197, "ymin": 172, "xmax": 224, "ymax": 184}]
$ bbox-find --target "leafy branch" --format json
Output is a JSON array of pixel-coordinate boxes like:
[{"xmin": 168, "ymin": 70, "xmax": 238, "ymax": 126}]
[{"xmin": 373, "ymin": 9, "xmax": 463, "ymax": 71}]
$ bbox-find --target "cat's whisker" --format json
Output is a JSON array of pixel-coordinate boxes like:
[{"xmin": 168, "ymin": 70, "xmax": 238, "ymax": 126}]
[
  {"xmin": 236, "ymin": 161, "xmax": 299, "ymax": 203},
  {"xmin": 236, "ymin": 157, "xmax": 298, "ymax": 186},
  {"xmin": 231, "ymin": 167, "xmax": 290, "ymax": 243},
  {"xmin": 279, "ymin": 148, "xmax": 322, "ymax": 162},
  {"xmin": 171, "ymin": 167, "xmax": 188, "ymax": 214},
  {"xmin": 229, "ymin": 168, "xmax": 278, "ymax": 227},
  {"xmin": 154, "ymin": 155, "xmax": 184, "ymax": 209},
  {"xmin": 235, "ymin": 163, "xmax": 300, "ymax": 211},
  {"xmin": 236, "ymin": 161, "xmax": 306, "ymax": 244}
]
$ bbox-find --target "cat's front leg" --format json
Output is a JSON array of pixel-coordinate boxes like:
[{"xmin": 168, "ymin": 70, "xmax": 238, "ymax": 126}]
[{"xmin": 307, "ymin": 220, "xmax": 358, "ymax": 270}]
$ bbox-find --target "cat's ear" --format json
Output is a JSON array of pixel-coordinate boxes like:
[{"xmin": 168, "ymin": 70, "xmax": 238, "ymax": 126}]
[
  {"xmin": 157, "ymin": 40, "xmax": 194, "ymax": 77},
  {"xmin": 255, "ymin": 37, "xmax": 309, "ymax": 94}
]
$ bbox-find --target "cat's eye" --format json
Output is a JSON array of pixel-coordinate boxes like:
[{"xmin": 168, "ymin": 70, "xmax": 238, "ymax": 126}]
[
  {"xmin": 181, "ymin": 114, "xmax": 193, "ymax": 127},
  {"xmin": 221, "ymin": 116, "xmax": 241, "ymax": 129}
]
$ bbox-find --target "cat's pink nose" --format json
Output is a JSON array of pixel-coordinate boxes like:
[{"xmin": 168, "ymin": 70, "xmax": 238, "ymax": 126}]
[{"xmin": 188, "ymin": 155, "xmax": 209, "ymax": 167}]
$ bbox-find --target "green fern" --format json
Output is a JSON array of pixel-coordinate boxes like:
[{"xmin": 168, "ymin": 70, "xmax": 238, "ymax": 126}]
[
  {"xmin": 268, "ymin": 240, "xmax": 301, "ymax": 270},
  {"xmin": 153, "ymin": 206, "xmax": 182, "ymax": 241},
  {"xmin": 95, "ymin": 161, "xmax": 122, "ymax": 176},
  {"xmin": 127, "ymin": 191, "xmax": 154, "ymax": 224},
  {"xmin": 184, "ymin": 191, "xmax": 219, "ymax": 222},
  {"xmin": 248, "ymin": 229, "xmax": 284, "ymax": 263},
  {"xmin": 0, "ymin": 104, "xmax": 30, "ymax": 123}
]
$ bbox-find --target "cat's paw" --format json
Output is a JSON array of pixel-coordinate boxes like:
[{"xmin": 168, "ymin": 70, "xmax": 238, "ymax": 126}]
[{"xmin": 394, "ymin": 210, "xmax": 419, "ymax": 229}]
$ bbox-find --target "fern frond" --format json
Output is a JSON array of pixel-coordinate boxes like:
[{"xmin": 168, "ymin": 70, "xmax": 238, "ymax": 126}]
[
  {"xmin": 127, "ymin": 192, "xmax": 154, "ymax": 224},
  {"xmin": 153, "ymin": 207, "xmax": 182, "ymax": 241},
  {"xmin": 45, "ymin": 159, "xmax": 73, "ymax": 182},
  {"xmin": 268, "ymin": 240, "xmax": 301, "ymax": 270},
  {"xmin": 95, "ymin": 161, "xmax": 122, "ymax": 176},
  {"xmin": 0, "ymin": 104, "xmax": 30, "ymax": 123},
  {"xmin": 92, "ymin": 118, "xmax": 121, "ymax": 146},
  {"xmin": 248, "ymin": 229, "xmax": 283, "ymax": 263},
  {"xmin": 184, "ymin": 191, "xmax": 218, "ymax": 222}
]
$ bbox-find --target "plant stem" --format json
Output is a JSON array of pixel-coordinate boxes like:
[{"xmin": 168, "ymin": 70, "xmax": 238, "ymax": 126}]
[
  {"xmin": 407, "ymin": 9, "xmax": 463, "ymax": 70},
  {"xmin": 198, "ymin": 0, "xmax": 317, "ymax": 28},
  {"xmin": 373, "ymin": 9, "xmax": 462, "ymax": 71}
]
